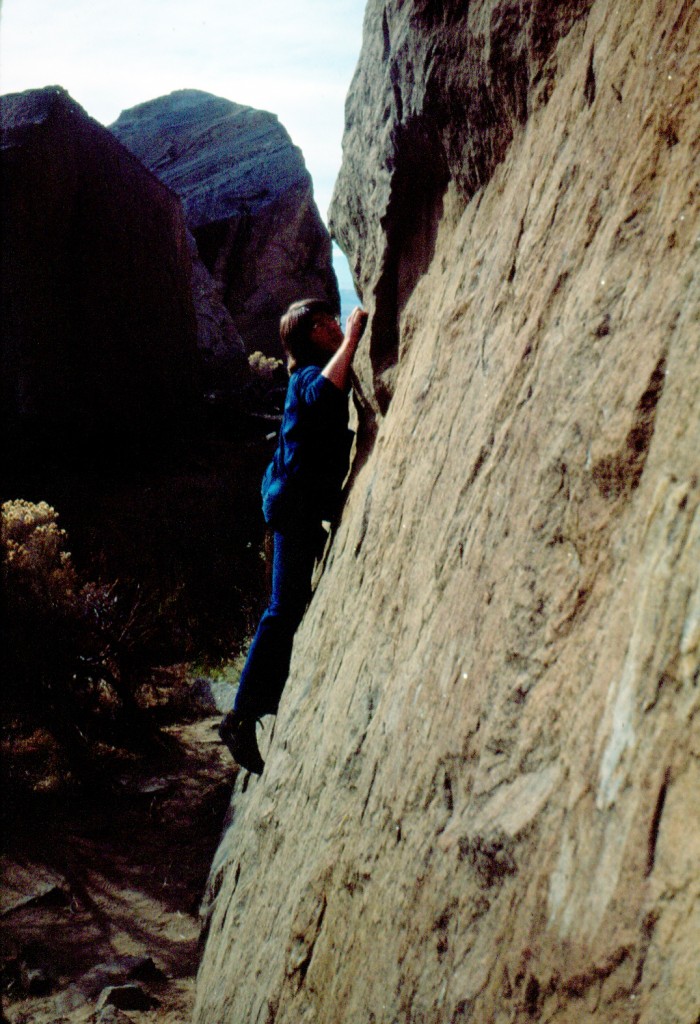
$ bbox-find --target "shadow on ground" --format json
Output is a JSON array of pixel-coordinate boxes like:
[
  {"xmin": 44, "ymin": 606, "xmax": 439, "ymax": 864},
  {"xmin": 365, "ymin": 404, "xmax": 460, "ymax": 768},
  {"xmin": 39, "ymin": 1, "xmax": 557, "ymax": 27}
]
[{"xmin": 1, "ymin": 714, "xmax": 237, "ymax": 1024}]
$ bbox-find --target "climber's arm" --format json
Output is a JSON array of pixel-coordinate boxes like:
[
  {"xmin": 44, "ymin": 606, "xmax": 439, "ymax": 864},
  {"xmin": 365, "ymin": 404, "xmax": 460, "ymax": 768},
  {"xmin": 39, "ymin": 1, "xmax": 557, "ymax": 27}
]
[{"xmin": 322, "ymin": 307, "xmax": 368, "ymax": 392}]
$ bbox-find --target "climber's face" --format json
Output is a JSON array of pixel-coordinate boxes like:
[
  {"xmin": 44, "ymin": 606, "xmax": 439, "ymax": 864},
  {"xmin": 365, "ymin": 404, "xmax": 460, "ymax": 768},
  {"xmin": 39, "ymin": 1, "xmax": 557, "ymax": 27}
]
[{"xmin": 311, "ymin": 312, "xmax": 343, "ymax": 354}]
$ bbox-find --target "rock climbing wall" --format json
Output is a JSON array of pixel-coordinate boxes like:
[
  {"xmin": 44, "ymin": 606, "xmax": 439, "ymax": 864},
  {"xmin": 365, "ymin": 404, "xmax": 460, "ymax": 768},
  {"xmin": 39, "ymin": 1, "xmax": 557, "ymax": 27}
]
[{"xmin": 194, "ymin": 1, "xmax": 699, "ymax": 1021}]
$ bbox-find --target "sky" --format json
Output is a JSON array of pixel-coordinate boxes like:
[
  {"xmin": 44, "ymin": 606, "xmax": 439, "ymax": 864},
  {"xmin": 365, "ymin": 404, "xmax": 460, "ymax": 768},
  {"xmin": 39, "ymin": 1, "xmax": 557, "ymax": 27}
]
[{"xmin": 0, "ymin": 0, "xmax": 366, "ymax": 290}]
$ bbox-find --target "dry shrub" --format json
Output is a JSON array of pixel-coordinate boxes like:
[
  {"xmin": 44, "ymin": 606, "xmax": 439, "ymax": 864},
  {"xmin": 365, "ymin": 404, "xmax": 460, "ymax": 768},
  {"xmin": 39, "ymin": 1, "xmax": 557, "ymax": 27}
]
[
  {"xmin": 1, "ymin": 500, "xmax": 160, "ymax": 781},
  {"xmin": 245, "ymin": 352, "xmax": 286, "ymax": 416},
  {"xmin": 248, "ymin": 351, "xmax": 284, "ymax": 383},
  {"xmin": 1, "ymin": 499, "xmax": 77, "ymax": 612}
]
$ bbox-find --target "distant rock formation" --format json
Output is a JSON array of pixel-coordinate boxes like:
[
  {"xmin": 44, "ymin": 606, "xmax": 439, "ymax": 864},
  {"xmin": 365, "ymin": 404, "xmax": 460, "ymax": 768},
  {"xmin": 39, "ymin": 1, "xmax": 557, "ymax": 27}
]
[
  {"xmin": 194, "ymin": 2, "xmax": 699, "ymax": 1023},
  {"xmin": 110, "ymin": 90, "xmax": 339, "ymax": 357},
  {"xmin": 0, "ymin": 86, "xmax": 204, "ymax": 467}
]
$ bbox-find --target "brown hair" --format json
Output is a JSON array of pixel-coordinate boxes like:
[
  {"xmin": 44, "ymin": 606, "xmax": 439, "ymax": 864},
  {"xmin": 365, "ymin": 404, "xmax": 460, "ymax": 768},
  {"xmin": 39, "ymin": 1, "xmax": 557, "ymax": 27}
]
[{"xmin": 280, "ymin": 298, "xmax": 338, "ymax": 372}]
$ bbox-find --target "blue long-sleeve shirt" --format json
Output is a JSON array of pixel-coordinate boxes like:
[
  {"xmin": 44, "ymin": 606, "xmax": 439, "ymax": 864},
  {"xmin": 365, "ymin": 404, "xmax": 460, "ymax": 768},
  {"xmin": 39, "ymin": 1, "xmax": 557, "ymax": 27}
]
[{"xmin": 261, "ymin": 364, "xmax": 354, "ymax": 532}]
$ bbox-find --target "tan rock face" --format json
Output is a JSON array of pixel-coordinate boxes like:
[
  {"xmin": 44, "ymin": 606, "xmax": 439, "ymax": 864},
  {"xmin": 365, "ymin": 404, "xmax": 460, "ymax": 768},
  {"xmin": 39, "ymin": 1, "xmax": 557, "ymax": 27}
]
[
  {"xmin": 194, "ymin": 1, "xmax": 699, "ymax": 1022},
  {"xmin": 330, "ymin": 0, "xmax": 595, "ymax": 416}
]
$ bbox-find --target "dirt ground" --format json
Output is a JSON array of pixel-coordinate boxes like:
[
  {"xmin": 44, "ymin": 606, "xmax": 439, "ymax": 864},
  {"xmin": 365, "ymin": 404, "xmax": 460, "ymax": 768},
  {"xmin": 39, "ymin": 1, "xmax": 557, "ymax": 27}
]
[{"xmin": 1, "ymin": 714, "xmax": 237, "ymax": 1024}]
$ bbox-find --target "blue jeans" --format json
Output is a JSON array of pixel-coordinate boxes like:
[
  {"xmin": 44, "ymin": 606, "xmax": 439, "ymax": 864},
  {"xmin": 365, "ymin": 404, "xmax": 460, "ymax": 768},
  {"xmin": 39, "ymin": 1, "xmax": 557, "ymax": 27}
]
[{"xmin": 233, "ymin": 528, "xmax": 322, "ymax": 718}]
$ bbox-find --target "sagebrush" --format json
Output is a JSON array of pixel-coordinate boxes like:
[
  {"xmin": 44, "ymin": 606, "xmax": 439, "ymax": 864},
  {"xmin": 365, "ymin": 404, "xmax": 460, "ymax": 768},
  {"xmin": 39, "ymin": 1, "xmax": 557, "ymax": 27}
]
[{"xmin": 1, "ymin": 499, "xmax": 157, "ymax": 761}]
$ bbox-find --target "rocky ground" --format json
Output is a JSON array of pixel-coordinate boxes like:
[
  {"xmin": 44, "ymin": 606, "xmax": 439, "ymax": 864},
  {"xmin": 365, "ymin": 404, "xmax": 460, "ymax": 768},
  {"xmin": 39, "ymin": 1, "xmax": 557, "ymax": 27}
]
[{"xmin": 1, "ymin": 682, "xmax": 240, "ymax": 1024}]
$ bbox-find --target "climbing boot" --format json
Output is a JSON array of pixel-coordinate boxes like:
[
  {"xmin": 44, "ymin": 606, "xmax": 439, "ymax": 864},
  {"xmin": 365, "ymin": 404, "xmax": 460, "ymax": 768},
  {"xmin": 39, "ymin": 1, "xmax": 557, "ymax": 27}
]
[{"xmin": 219, "ymin": 711, "xmax": 264, "ymax": 775}]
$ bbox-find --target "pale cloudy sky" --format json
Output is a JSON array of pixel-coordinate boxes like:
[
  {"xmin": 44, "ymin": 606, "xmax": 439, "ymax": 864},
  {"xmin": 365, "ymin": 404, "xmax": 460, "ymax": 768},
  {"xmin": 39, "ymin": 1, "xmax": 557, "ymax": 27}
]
[{"xmin": 0, "ymin": 0, "xmax": 366, "ymax": 288}]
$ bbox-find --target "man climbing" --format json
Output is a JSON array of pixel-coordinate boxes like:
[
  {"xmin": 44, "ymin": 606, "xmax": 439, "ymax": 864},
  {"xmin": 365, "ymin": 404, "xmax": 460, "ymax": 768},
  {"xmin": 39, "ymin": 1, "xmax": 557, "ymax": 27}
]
[{"xmin": 219, "ymin": 299, "xmax": 368, "ymax": 774}]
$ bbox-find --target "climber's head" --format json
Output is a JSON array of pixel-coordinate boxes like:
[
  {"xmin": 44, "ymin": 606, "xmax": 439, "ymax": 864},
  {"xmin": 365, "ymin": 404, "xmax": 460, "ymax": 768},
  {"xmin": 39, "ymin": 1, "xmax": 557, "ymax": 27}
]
[{"xmin": 280, "ymin": 298, "xmax": 342, "ymax": 371}]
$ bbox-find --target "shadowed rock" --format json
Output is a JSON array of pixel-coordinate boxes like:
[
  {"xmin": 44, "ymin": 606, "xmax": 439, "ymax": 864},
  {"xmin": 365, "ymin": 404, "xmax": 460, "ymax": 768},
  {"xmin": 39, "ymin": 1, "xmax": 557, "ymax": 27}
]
[{"xmin": 0, "ymin": 86, "xmax": 203, "ymax": 470}]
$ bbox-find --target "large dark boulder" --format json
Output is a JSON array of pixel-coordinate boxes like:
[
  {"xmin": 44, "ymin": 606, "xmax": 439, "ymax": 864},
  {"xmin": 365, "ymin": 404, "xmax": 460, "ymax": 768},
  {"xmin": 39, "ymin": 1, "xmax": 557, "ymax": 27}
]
[
  {"xmin": 0, "ymin": 86, "xmax": 203, "ymax": 470},
  {"xmin": 110, "ymin": 90, "xmax": 339, "ymax": 357}
]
